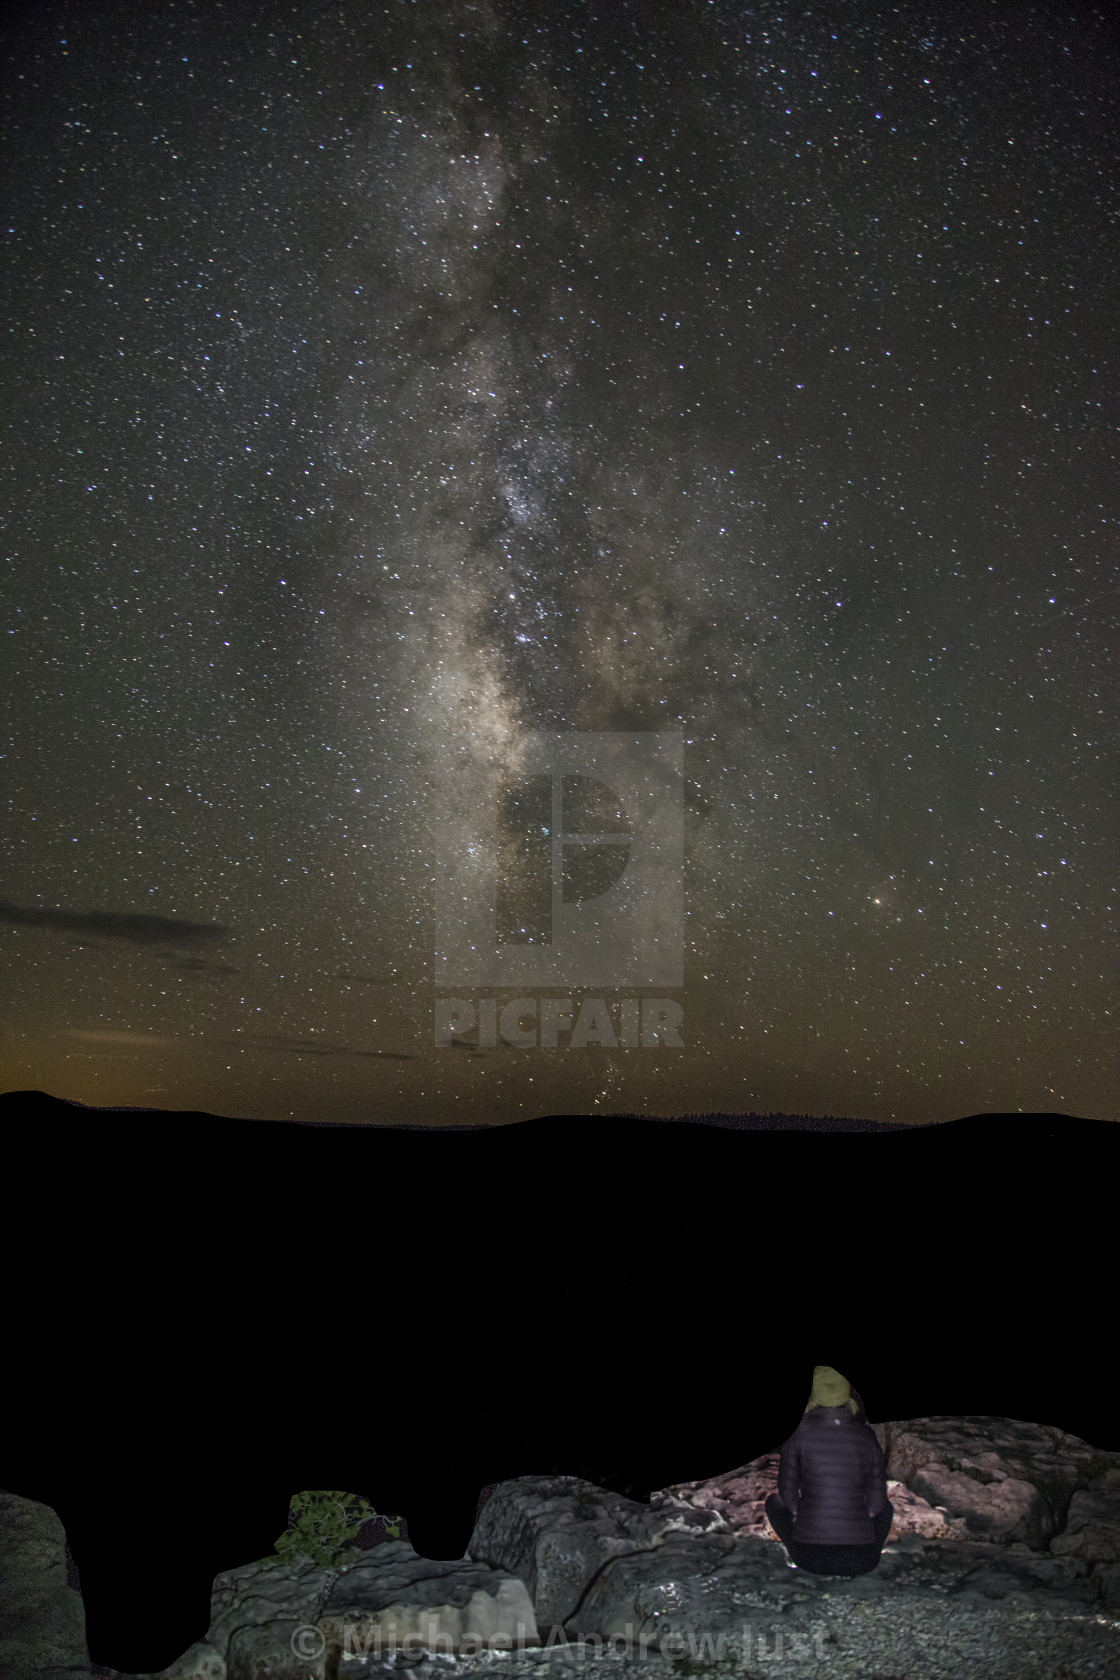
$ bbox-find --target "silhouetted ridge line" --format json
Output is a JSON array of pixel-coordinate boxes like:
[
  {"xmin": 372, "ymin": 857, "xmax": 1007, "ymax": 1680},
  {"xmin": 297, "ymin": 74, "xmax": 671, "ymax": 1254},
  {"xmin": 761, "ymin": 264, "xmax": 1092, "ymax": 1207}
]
[{"xmin": 607, "ymin": 1110, "xmax": 939, "ymax": 1132}]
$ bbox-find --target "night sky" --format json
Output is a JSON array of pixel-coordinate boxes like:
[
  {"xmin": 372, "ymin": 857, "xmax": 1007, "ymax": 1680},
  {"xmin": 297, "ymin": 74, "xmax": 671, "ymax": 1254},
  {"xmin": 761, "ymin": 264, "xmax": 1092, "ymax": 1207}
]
[{"xmin": 2, "ymin": 0, "xmax": 1115, "ymax": 1128}]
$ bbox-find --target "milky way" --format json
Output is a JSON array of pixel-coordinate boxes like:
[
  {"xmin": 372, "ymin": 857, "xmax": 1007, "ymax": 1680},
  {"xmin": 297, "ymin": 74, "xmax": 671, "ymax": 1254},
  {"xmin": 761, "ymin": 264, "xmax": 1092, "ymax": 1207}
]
[{"xmin": 2, "ymin": 0, "xmax": 1115, "ymax": 1125}]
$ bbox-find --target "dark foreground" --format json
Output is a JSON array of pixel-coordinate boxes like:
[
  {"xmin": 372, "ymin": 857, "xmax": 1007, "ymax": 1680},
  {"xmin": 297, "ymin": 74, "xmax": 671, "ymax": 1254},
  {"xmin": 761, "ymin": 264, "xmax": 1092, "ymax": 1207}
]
[{"xmin": 1, "ymin": 1088, "xmax": 1114, "ymax": 1673}]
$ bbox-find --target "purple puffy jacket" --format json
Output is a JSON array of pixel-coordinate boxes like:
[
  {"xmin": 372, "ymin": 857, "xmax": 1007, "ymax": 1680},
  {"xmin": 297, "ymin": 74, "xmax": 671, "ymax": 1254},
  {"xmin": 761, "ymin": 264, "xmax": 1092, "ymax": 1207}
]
[{"xmin": 776, "ymin": 1405, "xmax": 890, "ymax": 1546}]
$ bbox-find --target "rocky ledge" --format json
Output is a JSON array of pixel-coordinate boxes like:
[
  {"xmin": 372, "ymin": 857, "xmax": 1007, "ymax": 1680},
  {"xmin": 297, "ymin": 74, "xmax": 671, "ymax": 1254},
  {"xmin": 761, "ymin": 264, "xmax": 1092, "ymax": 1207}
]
[{"xmin": 4, "ymin": 1415, "xmax": 1119, "ymax": 1680}]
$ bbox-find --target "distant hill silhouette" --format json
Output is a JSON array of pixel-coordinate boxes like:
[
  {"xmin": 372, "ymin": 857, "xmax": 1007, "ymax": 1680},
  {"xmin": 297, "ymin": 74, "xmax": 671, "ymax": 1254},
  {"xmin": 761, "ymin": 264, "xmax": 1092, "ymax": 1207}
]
[{"xmin": 609, "ymin": 1109, "xmax": 943, "ymax": 1132}]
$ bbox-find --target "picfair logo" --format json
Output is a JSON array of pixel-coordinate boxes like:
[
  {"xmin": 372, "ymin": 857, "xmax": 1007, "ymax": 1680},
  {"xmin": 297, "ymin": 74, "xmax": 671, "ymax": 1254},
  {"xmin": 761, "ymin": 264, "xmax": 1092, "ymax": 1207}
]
[{"xmin": 434, "ymin": 732, "xmax": 683, "ymax": 989}]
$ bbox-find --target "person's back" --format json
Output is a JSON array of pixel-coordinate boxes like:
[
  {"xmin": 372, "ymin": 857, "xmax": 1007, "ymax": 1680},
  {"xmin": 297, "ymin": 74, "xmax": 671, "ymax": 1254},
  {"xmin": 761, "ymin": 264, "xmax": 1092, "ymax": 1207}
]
[{"xmin": 777, "ymin": 1402, "xmax": 889, "ymax": 1547}]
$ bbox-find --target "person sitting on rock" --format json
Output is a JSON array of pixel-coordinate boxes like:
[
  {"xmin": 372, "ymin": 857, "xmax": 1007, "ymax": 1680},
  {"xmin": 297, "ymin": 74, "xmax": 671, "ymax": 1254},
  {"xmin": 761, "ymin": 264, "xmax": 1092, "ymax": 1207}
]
[{"xmin": 764, "ymin": 1365, "xmax": 894, "ymax": 1576}]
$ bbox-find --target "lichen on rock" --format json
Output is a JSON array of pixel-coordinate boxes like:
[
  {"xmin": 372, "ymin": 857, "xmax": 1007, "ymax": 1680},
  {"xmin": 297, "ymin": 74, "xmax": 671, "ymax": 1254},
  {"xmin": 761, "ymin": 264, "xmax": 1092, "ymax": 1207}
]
[{"xmin": 261, "ymin": 1489, "xmax": 404, "ymax": 1571}]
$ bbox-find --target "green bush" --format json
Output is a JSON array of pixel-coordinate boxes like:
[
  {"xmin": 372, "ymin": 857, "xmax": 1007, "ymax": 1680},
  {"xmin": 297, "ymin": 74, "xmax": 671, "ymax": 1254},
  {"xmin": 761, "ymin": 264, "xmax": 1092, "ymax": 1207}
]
[{"xmin": 264, "ymin": 1490, "xmax": 404, "ymax": 1570}]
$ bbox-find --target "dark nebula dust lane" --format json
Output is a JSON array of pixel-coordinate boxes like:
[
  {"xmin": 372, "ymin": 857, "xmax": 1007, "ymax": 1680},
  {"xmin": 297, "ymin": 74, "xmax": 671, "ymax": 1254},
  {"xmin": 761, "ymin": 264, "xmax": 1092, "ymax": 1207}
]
[{"xmin": 1, "ymin": 0, "xmax": 1115, "ymax": 1125}]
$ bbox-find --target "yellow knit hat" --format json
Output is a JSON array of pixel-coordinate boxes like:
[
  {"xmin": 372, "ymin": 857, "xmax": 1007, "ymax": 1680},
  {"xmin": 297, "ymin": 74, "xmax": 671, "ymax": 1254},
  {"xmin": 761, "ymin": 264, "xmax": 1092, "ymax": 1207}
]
[{"xmin": 804, "ymin": 1364, "xmax": 859, "ymax": 1416}]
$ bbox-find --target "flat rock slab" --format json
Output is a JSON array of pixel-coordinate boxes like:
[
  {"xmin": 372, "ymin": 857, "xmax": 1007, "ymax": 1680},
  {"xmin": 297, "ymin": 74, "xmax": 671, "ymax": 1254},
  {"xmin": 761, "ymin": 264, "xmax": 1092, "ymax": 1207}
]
[{"xmin": 567, "ymin": 1527, "xmax": 1107, "ymax": 1649}]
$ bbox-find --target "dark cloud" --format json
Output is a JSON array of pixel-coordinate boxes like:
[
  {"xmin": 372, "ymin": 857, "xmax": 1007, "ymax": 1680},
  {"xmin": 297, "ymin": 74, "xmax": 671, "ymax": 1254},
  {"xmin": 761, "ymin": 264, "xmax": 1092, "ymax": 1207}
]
[
  {"xmin": 0, "ymin": 900, "xmax": 228, "ymax": 948},
  {"xmin": 167, "ymin": 957, "xmax": 241, "ymax": 973},
  {"xmin": 66, "ymin": 1029, "xmax": 179, "ymax": 1049},
  {"xmin": 240, "ymin": 1034, "xmax": 418, "ymax": 1061}
]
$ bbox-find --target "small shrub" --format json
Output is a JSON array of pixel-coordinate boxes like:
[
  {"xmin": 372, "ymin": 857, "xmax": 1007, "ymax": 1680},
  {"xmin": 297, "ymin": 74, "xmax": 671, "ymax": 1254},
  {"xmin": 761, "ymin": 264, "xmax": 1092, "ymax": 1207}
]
[{"xmin": 267, "ymin": 1490, "xmax": 404, "ymax": 1570}]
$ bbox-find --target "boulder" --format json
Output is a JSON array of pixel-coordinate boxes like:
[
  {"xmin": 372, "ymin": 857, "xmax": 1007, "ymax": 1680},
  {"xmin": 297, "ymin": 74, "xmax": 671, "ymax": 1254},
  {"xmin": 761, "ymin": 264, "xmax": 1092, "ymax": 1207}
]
[
  {"xmin": 313, "ymin": 1548, "xmax": 538, "ymax": 1670},
  {"xmin": 868, "ymin": 1415, "xmax": 1118, "ymax": 1549},
  {"xmin": 0, "ymin": 1487, "xmax": 92, "ymax": 1680},
  {"xmin": 1049, "ymin": 1462, "xmax": 1120, "ymax": 1611},
  {"xmin": 464, "ymin": 1471, "xmax": 731, "ymax": 1629}
]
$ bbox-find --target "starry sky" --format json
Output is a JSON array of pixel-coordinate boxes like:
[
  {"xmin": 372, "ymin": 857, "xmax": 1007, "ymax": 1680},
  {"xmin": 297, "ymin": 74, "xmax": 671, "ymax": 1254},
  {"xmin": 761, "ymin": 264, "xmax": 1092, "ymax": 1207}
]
[{"xmin": 2, "ymin": 0, "xmax": 1116, "ymax": 1128}]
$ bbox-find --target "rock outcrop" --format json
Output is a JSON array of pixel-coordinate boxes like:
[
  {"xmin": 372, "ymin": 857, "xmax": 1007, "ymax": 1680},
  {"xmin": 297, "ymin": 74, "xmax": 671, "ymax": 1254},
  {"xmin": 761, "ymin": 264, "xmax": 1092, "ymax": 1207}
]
[
  {"xmin": 650, "ymin": 1413, "xmax": 1119, "ymax": 1554},
  {"xmin": 0, "ymin": 1487, "xmax": 92, "ymax": 1680},
  {"xmin": 868, "ymin": 1415, "xmax": 1117, "ymax": 1549},
  {"xmin": 6, "ymin": 1416, "xmax": 1120, "ymax": 1679},
  {"xmin": 115, "ymin": 1545, "xmax": 540, "ymax": 1680}
]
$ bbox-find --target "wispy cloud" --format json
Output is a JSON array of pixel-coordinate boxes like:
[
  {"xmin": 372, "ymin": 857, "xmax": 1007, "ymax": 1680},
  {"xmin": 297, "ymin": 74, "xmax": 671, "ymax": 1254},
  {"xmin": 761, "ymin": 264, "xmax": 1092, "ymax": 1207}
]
[
  {"xmin": 0, "ymin": 899, "xmax": 228, "ymax": 948},
  {"xmin": 238, "ymin": 1034, "xmax": 418, "ymax": 1061},
  {"xmin": 166, "ymin": 956, "xmax": 241, "ymax": 973},
  {"xmin": 65, "ymin": 1029, "xmax": 180, "ymax": 1048}
]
